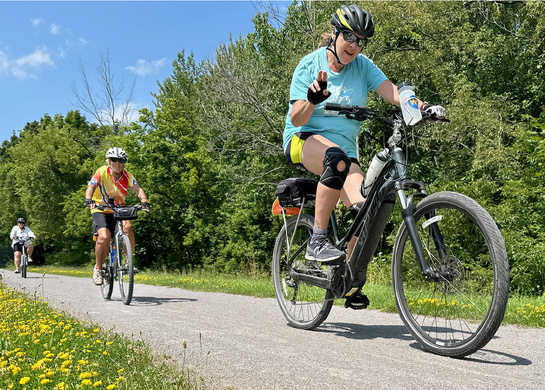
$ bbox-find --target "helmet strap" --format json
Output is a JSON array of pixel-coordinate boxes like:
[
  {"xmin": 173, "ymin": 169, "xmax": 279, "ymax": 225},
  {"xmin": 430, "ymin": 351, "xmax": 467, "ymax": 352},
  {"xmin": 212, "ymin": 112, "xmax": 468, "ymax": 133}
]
[{"xmin": 326, "ymin": 30, "xmax": 345, "ymax": 66}]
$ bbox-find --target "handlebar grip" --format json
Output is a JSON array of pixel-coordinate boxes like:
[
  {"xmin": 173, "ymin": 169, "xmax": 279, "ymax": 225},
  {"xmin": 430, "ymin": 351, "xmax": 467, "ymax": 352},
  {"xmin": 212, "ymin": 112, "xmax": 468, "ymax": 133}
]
[{"xmin": 324, "ymin": 102, "xmax": 354, "ymax": 112}]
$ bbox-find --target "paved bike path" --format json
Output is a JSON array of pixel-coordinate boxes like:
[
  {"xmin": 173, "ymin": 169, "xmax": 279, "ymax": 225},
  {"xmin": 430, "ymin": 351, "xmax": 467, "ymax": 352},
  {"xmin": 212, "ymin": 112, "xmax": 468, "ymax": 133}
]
[{"xmin": 1, "ymin": 269, "xmax": 544, "ymax": 390}]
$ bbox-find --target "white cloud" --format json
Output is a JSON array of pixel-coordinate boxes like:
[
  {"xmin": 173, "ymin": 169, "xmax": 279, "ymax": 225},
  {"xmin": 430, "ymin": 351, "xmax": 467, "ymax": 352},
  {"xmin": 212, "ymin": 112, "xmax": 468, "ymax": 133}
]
[
  {"xmin": 0, "ymin": 47, "xmax": 55, "ymax": 79},
  {"xmin": 125, "ymin": 57, "xmax": 168, "ymax": 76},
  {"xmin": 96, "ymin": 102, "xmax": 146, "ymax": 126},
  {"xmin": 30, "ymin": 18, "xmax": 44, "ymax": 28},
  {"xmin": 49, "ymin": 23, "xmax": 61, "ymax": 35},
  {"xmin": 15, "ymin": 47, "xmax": 54, "ymax": 68},
  {"xmin": 0, "ymin": 50, "xmax": 9, "ymax": 74}
]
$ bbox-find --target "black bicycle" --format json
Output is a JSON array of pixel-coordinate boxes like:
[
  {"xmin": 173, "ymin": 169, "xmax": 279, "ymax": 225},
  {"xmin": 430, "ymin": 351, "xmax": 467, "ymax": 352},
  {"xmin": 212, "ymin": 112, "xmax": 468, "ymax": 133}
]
[
  {"xmin": 95, "ymin": 200, "xmax": 146, "ymax": 305},
  {"xmin": 272, "ymin": 103, "xmax": 510, "ymax": 358}
]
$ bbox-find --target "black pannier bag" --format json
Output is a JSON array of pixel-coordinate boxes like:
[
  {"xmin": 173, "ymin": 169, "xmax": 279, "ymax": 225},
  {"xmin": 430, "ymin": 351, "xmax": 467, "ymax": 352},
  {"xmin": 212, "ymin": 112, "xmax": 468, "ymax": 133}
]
[
  {"xmin": 275, "ymin": 178, "xmax": 318, "ymax": 208},
  {"xmin": 114, "ymin": 207, "xmax": 139, "ymax": 220}
]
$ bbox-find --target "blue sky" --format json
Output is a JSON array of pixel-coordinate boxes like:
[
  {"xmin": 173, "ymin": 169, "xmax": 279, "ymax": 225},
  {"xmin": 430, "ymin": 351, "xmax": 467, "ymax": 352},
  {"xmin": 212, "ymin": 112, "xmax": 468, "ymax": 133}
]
[{"xmin": 0, "ymin": 1, "xmax": 290, "ymax": 143}]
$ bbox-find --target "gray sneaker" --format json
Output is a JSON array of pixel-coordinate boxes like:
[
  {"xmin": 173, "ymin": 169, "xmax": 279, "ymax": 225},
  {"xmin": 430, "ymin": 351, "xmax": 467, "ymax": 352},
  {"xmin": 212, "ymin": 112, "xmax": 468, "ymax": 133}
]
[{"xmin": 305, "ymin": 236, "xmax": 346, "ymax": 263}]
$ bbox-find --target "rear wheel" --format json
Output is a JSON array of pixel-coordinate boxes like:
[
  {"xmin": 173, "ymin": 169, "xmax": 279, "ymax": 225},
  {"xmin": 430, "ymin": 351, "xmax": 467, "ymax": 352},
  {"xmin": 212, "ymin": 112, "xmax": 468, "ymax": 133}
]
[
  {"xmin": 118, "ymin": 235, "xmax": 134, "ymax": 305},
  {"xmin": 392, "ymin": 191, "xmax": 510, "ymax": 357},
  {"xmin": 272, "ymin": 213, "xmax": 334, "ymax": 330}
]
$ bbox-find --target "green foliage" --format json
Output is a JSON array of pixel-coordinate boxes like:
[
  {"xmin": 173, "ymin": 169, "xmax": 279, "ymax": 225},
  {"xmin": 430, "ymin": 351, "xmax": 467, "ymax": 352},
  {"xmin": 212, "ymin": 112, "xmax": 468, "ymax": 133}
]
[{"xmin": 2, "ymin": 1, "xmax": 545, "ymax": 295}]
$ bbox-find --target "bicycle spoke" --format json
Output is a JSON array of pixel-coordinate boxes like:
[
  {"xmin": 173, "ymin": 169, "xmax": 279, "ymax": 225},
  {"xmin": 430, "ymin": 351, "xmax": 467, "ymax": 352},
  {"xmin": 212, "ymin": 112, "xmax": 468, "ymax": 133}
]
[
  {"xmin": 393, "ymin": 192, "xmax": 509, "ymax": 357},
  {"xmin": 272, "ymin": 214, "xmax": 334, "ymax": 329}
]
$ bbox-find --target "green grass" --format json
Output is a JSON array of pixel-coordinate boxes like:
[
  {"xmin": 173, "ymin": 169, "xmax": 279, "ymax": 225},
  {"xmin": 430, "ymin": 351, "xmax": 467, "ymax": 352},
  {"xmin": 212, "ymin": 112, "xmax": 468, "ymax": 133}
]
[
  {"xmin": 0, "ymin": 281, "xmax": 202, "ymax": 390},
  {"xmin": 6, "ymin": 263, "xmax": 545, "ymax": 328}
]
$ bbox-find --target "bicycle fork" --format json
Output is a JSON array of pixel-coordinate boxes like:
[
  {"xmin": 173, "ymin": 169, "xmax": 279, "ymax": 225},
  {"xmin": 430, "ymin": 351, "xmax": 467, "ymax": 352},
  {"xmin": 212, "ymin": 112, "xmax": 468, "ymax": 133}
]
[{"xmin": 393, "ymin": 146, "xmax": 442, "ymax": 282}]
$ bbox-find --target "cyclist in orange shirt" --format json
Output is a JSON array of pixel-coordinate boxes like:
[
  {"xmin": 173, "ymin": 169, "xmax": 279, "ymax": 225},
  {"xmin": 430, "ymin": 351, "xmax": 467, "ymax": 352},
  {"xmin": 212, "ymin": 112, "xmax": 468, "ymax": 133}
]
[{"xmin": 85, "ymin": 147, "xmax": 149, "ymax": 285}]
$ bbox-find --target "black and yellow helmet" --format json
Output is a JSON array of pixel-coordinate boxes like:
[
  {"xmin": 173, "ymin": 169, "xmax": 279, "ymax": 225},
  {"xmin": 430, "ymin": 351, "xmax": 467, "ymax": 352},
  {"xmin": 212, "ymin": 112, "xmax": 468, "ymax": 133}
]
[{"xmin": 331, "ymin": 4, "xmax": 375, "ymax": 38}]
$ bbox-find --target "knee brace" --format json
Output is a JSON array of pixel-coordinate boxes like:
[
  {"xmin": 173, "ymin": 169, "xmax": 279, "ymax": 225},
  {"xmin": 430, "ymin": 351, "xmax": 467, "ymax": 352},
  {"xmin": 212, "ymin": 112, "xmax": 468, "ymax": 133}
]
[{"xmin": 320, "ymin": 147, "xmax": 351, "ymax": 190}]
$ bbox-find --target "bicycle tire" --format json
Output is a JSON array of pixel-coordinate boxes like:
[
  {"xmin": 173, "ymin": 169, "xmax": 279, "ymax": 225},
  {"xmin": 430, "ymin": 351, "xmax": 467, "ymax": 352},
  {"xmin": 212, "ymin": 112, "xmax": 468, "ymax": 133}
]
[
  {"xmin": 118, "ymin": 234, "xmax": 134, "ymax": 305},
  {"xmin": 101, "ymin": 262, "xmax": 114, "ymax": 299},
  {"xmin": 21, "ymin": 254, "xmax": 27, "ymax": 278},
  {"xmin": 272, "ymin": 213, "xmax": 334, "ymax": 330},
  {"xmin": 392, "ymin": 191, "xmax": 510, "ymax": 358}
]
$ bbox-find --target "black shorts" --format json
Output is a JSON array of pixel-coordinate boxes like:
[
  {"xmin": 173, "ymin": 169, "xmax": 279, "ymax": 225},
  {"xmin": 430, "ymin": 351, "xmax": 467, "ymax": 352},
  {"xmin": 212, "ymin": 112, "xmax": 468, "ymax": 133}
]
[
  {"xmin": 284, "ymin": 131, "xmax": 360, "ymax": 169},
  {"xmin": 13, "ymin": 242, "xmax": 24, "ymax": 253},
  {"xmin": 92, "ymin": 212, "xmax": 116, "ymax": 237},
  {"xmin": 284, "ymin": 131, "xmax": 316, "ymax": 166}
]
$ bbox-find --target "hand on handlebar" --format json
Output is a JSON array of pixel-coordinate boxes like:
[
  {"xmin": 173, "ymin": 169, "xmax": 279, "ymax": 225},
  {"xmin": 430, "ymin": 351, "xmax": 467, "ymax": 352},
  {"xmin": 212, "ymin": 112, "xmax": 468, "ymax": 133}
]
[
  {"xmin": 422, "ymin": 104, "xmax": 448, "ymax": 121},
  {"xmin": 85, "ymin": 198, "xmax": 96, "ymax": 209},
  {"xmin": 140, "ymin": 202, "xmax": 151, "ymax": 210}
]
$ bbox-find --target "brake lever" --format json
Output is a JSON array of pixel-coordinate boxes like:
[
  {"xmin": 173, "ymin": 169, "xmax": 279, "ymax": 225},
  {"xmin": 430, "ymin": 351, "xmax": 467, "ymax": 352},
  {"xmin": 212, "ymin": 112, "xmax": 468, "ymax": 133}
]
[{"xmin": 422, "ymin": 112, "xmax": 450, "ymax": 123}]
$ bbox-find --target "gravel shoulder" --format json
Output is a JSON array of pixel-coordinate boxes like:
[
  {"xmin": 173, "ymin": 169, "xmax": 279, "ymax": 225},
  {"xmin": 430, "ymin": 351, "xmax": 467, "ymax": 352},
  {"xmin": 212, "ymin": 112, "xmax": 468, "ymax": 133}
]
[{"xmin": 2, "ymin": 269, "xmax": 544, "ymax": 390}]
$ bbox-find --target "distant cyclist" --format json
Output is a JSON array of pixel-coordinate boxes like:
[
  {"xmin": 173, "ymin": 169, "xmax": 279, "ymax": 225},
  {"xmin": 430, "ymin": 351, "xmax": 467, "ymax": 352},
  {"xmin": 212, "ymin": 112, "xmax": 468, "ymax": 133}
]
[
  {"xmin": 9, "ymin": 217, "xmax": 36, "ymax": 273},
  {"xmin": 85, "ymin": 147, "xmax": 150, "ymax": 285}
]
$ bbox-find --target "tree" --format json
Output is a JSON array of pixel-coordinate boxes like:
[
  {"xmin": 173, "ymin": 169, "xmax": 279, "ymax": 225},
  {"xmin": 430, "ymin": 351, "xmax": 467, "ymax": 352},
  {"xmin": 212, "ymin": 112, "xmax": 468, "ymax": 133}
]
[{"xmin": 71, "ymin": 50, "xmax": 136, "ymax": 134}]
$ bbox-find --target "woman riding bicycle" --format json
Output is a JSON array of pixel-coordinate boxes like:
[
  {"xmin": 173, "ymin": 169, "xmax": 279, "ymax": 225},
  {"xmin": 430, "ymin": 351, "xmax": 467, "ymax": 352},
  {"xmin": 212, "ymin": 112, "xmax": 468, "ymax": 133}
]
[
  {"xmin": 282, "ymin": 4, "xmax": 445, "ymax": 309},
  {"xmin": 85, "ymin": 147, "xmax": 150, "ymax": 285},
  {"xmin": 9, "ymin": 217, "xmax": 36, "ymax": 273}
]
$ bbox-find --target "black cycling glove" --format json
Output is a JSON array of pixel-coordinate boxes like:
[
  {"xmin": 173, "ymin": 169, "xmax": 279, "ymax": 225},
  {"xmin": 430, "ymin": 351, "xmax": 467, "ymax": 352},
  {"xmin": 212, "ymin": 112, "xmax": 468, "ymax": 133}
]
[
  {"xmin": 140, "ymin": 202, "xmax": 151, "ymax": 209},
  {"xmin": 307, "ymin": 80, "xmax": 331, "ymax": 105}
]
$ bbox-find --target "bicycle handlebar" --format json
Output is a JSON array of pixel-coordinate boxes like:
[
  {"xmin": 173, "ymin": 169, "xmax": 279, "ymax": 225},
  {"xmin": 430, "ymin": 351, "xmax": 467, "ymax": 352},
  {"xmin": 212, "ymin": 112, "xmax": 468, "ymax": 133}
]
[
  {"xmin": 94, "ymin": 203, "xmax": 147, "ymax": 212},
  {"xmin": 324, "ymin": 102, "xmax": 449, "ymax": 124}
]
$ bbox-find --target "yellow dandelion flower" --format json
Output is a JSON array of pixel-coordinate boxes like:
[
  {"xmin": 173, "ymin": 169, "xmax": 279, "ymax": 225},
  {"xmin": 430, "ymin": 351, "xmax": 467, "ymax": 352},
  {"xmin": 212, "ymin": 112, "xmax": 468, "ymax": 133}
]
[
  {"xmin": 93, "ymin": 380, "xmax": 103, "ymax": 387},
  {"xmin": 106, "ymin": 385, "xmax": 117, "ymax": 390},
  {"xmin": 79, "ymin": 371, "xmax": 93, "ymax": 379},
  {"xmin": 31, "ymin": 360, "xmax": 45, "ymax": 370},
  {"xmin": 103, "ymin": 351, "xmax": 109, "ymax": 355},
  {"xmin": 19, "ymin": 377, "xmax": 31, "ymax": 385},
  {"xmin": 82, "ymin": 379, "xmax": 93, "ymax": 386},
  {"xmin": 41, "ymin": 379, "xmax": 51, "ymax": 385}
]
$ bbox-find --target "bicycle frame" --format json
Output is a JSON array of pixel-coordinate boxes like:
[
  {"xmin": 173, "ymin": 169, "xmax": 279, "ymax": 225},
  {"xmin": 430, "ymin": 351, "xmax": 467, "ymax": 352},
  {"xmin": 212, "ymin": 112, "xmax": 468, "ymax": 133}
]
[
  {"xmin": 17, "ymin": 240, "xmax": 29, "ymax": 277},
  {"xmin": 289, "ymin": 116, "xmax": 443, "ymax": 298},
  {"xmin": 106, "ymin": 221, "xmax": 125, "ymax": 273}
]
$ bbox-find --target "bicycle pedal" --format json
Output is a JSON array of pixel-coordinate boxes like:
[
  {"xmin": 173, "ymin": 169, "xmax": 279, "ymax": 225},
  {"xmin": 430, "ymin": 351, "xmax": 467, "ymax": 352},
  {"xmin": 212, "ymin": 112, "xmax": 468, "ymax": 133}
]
[{"xmin": 344, "ymin": 290, "xmax": 370, "ymax": 310}]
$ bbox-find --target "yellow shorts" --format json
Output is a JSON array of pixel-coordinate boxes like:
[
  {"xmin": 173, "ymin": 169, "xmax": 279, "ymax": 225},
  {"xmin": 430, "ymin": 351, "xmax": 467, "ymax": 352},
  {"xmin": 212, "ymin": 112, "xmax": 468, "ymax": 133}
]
[
  {"xmin": 284, "ymin": 132, "xmax": 315, "ymax": 166},
  {"xmin": 284, "ymin": 132, "xmax": 360, "ymax": 169}
]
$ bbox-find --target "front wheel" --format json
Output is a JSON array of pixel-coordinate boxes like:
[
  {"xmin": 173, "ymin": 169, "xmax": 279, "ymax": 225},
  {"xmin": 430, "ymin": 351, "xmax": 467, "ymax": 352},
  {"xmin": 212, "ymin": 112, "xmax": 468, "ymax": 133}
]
[
  {"xmin": 118, "ymin": 234, "xmax": 134, "ymax": 305},
  {"xmin": 272, "ymin": 213, "xmax": 335, "ymax": 330},
  {"xmin": 21, "ymin": 254, "xmax": 28, "ymax": 278},
  {"xmin": 392, "ymin": 191, "xmax": 510, "ymax": 358},
  {"xmin": 101, "ymin": 262, "xmax": 114, "ymax": 299}
]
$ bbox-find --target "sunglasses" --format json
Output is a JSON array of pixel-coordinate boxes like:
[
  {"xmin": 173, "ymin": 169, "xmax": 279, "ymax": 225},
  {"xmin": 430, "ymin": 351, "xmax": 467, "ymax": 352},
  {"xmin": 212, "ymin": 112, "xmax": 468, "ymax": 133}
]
[
  {"xmin": 110, "ymin": 158, "xmax": 127, "ymax": 163},
  {"xmin": 341, "ymin": 31, "xmax": 367, "ymax": 48}
]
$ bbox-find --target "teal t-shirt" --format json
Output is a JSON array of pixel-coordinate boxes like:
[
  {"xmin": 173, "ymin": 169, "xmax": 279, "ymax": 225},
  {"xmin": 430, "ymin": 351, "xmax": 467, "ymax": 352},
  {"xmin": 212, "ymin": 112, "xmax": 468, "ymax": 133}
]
[{"xmin": 283, "ymin": 47, "xmax": 388, "ymax": 158}]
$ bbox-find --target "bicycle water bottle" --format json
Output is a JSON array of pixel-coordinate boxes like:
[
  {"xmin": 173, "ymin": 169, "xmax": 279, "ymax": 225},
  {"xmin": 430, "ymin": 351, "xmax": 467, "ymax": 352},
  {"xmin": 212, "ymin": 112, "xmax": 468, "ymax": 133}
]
[
  {"xmin": 398, "ymin": 82, "xmax": 422, "ymax": 126},
  {"xmin": 111, "ymin": 247, "xmax": 115, "ymax": 264},
  {"xmin": 362, "ymin": 149, "xmax": 389, "ymax": 197}
]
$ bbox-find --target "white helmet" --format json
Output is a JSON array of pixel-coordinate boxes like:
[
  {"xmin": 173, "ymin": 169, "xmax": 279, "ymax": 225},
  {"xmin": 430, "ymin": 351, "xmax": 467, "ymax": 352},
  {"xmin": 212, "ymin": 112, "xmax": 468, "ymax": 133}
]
[{"xmin": 105, "ymin": 147, "xmax": 128, "ymax": 161}]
